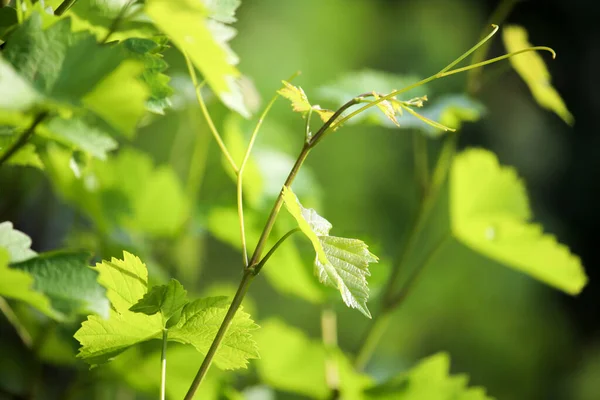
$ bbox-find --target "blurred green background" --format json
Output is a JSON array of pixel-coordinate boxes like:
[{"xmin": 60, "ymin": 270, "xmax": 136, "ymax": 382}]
[{"xmin": 1, "ymin": 0, "xmax": 599, "ymax": 399}]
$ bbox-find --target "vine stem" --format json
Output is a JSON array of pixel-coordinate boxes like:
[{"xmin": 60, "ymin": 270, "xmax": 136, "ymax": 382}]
[
  {"xmin": 236, "ymin": 73, "xmax": 300, "ymax": 266},
  {"xmin": 160, "ymin": 329, "xmax": 168, "ymax": 400},
  {"xmin": 0, "ymin": 112, "xmax": 48, "ymax": 167},
  {"xmin": 184, "ymin": 53, "xmax": 239, "ymax": 174},
  {"xmin": 0, "ymin": 297, "xmax": 32, "ymax": 347},
  {"xmin": 54, "ymin": 0, "xmax": 79, "ymax": 16},
  {"xmin": 322, "ymin": 306, "xmax": 340, "ymax": 399},
  {"xmin": 184, "ymin": 90, "xmax": 357, "ymax": 398},
  {"xmin": 184, "ymin": 269, "xmax": 255, "ymax": 400}
]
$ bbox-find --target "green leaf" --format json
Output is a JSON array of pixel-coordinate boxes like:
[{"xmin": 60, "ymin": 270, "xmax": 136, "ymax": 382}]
[
  {"xmin": 255, "ymin": 319, "xmax": 372, "ymax": 399},
  {"xmin": 503, "ymin": 25, "xmax": 573, "ymax": 125},
  {"xmin": 278, "ymin": 81, "xmax": 312, "ymax": 113},
  {"xmin": 146, "ymin": 0, "xmax": 250, "ymax": 117},
  {"xmin": 282, "ymin": 186, "xmax": 378, "ymax": 317},
  {"xmin": 129, "ymin": 279, "xmax": 188, "ymax": 322},
  {"xmin": 121, "ymin": 37, "xmax": 173, "ymax": 114},
  {"xmin": 364, "ymin": 353, "xmax": 493, "ymax": 400},
  {"xmin": 0, "ymin": 249, "xmax": 59, "ymax": 319},
  {"xmin": 82, "ymin": 60, "xmax": 150, "ymax": 137},
  {"xmin": 318, "ymin": 69, "xmax": 425, "ymax": 124},
  {"xmin": 169, "ymin": 296, "xmax": 259, "ymax": 370},
  {"xmin": 450, "ymin": 149, "xmax": 587, "ymax": 294},
  {"xmin": 11, "ymin": 251, "xmax": 109, "ymax": 319},
  {"xmin": 0, "ymin": 221, "xmax": 37, "ymax": 263},
  {"xmin": 5, "ymin": 143, "xmax": 44, "ymax": 169},
  {"xmin": 278, "ymin": 81, "xmax": 335, "ymax": 124},
  {"xmin": 207, "ymin": 207, "xmax": 325, "ymax": 303},
  {"xmin": 44, "ymin": 117, "xmax": 118, "ymax": 160},
  {"xmin": 0, "ymin": 57, "xmax": 40, "ymax": 111},
  {"xmin": 75, "ymin": 252, "xmax": 258, "ymax": 369}
]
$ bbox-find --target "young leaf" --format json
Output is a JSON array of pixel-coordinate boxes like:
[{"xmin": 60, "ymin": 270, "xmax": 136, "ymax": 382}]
[
  {"xmin": 146, "ymin": 0, "xmax": 250, "ymax": 117},
  {"xmin": 0, "ymin": 249, "xmax": 59, "ymax": 319},
  {"xmin": 3, "ymin": 143, "xmax": 44, "ymax": 169},
  {"xmin": 373, "ymin": 91, "xmax": 399, "ymax": 126},
  {"xmin": 282, "ymin": 186, "xmax": 378, "ymax": 317},
  {"xmin": 503, "ymin": 25, "xmax": 573, "ymax": 125},
  {"xmin": 11, "ymin": 251, "xmax": 109, "ymax": 319},
  {"xmin": 169, "ymin": 296, "xmax": 259, "ymax": 370},
  {"xmin": 278, "ymin": 81, "xmax": 312, "ymax": 113},
  {"xmin": 364, "ymin": 353, "xmax": 493, "ymax": 399},
  {"xmin": 129, "ymin": 279, "xmax": 188, "ymax": 322},
  {"xmin": 451, "ymin": 149, "xmax": 587, "ymax": 294},
  {"xmin": 0, "ymin": 221, "xmax": 37, "ymax": 263},
  {"xmin": 75, "ymin": 252, "xmax": 258, "ymax": 369}
]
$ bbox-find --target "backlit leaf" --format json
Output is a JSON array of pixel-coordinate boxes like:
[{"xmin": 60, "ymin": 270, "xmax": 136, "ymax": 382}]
[
  {"xmin": 278, "ymin": 81, "xmax": 311, "ymax": 113},
  {"xmin": 169, "ymin": 296, "xmax": 259, "ymax": 370},
  {"xmin": 451, "ymin": 149, "xmax": 587, "ymax": 294},
  {"xmin": 44, "ymin": 117, "xmax": 118, "ymax": 160},
  {"xmin": 75, "ymin": 252, "xmax": 258, "ymax": 369},
  {"xmin": 503, "ymin": 25, "xmax": 573, "ymax": 125},
  {"xmin": 282, "ymin": 186, "xmax": 378, "ymax": 317},
  {"xmin": 129, "ymin": 279, "xmax": 188, "ymax": 322},
  {"xmin": 365, "ymin": 353, "xmax": 493, "ymax": 400},
  {"xmin": 146, "ymin": 0, "xmax": 250, "ymax": 117}
]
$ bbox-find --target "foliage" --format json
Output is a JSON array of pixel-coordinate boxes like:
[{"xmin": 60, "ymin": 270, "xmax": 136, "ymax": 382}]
[{"xmin": 0, "ymin": 1, "xmax": 585, "ymax": 399}]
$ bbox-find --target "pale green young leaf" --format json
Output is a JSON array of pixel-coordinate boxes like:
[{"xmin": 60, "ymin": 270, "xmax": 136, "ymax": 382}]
[
  {"xmin": 282, "ymin": 186, "xmax": 378, "ymax": 317},
  {"xmin": 255, "ymin": 319, "xmax": 372, "ymax": 399},
  {"xmin": 204, "ymin": 0, "xmax": 241, "ymax": 23},
  {"xmin": 365, "ymin": 353, "xmax": 493, "ymax": 400},
  {"xmin": 0, "ymin": 221, "xmax": 37, "ymax": 263},
  {"xmin": 11, "ymin": 251, "xmax": 109, "ymax": 319},
  {"xmin": 146, "ymin": 0, "xmax": 250, "ymax": 117},
  {"xmin": 129, "ymin": 279, "xmax": 188, "ymax": 322},
  {"xmin": 169, "ymin": 296, "xmax": 259, "ymax": 370},
  {"xmin": 318, "ymin": 69, "xmax": 425, "ymax": 124},
  {"xmin": 75, "ymin": 252, "xmax": 258, "ymax": 369},
  {"xmin": 207, "ymin": 208, "xmax": 325, "ymax": 303},
  {"xmin": 0, "ymin": 249, "xmax": 59, "ymax": 319},
  {"xmin": 373, "ymin": 91, "xmax": 399, "ymax": 126},
  {"xmin": 75, "ymin": 252, "xmax": 163, "ymax": 364},
  {"xmin": 5, "ymin": 143, "xmax": 44, "ymax": 169},
  {"xmin": 451, "ymin": 149, "xmax": 587, "ymax": 294},
  {"xmin": 503, "ymin": 25, "xmax": 573, "ymax": 125},
  {"xmin": 278, "ymin": 81, "xmax": 312, "ymax": 113},
  {"xmin": 83, "ymin": 60, "xmax": 150, "ymax": 137}
]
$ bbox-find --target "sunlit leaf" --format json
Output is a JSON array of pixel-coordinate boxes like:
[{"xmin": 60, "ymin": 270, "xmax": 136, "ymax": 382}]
[
  {"xmin": 278, "ymin": 81, "xmax": 311, "ymax": 113},
  {"xmin": 503, "ymin": 25, "xmax": 573, "ymax": 125},
  {"xmin": 365, "ymin": 353, "xmax": 493, "ymax": 400},
  {"xmin": 169, "ymin": 296, "xmax": 259, "ymax": 370},
  {"xmin": 282, "ymin": 186, "xmax": 378, "ymax": 317},
  {"xmin": 129, "ymin": 279, "xmax": 188, "ymax": 322},
  {"xmin": 451, "ymin": 149, "xmax": 586, "ymax": 294},
  {"xmin": 146, "ymin": 0, "xmax": 250, "ymax": 117},
  {"xmin": 4, "ymin": 143, "xmax": 44, "ymax": 169},
  {"xmin": 0, "ymin": 57, "xmax": 39, "ymax": 111},
  {"xmin": 75, "ymin": 252, "xmax": 258, "ymax": 369}
]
